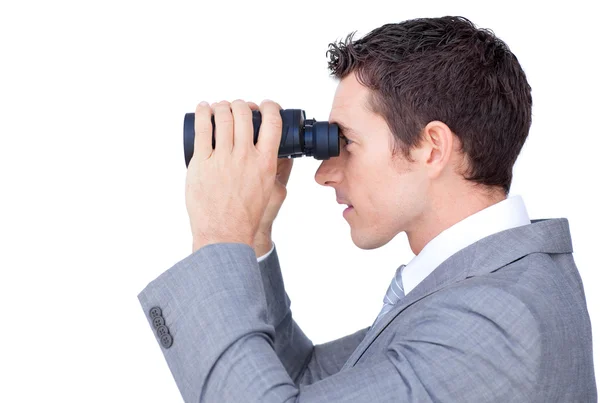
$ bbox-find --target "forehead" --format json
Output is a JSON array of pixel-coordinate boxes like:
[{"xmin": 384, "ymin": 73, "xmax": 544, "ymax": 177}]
[{"xmin": 328, "ymin": 72, "xmax": 372, "ymax": 125}]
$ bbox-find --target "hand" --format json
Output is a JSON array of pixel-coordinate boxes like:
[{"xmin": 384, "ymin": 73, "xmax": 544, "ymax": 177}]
[
  {"xmin": 257, "ymin": 157, "xmax": 293, "ymax": 233},
  {"xmin": 252, "ymin": 156, "xmax": 293, "ymax": 257},
  {"xmin": 185, "ymin": 99, "xmax": 283, "ymax": 253},
  {"xmin": 245, "ymin": 102, "xmax": 294, "ymax": 236}
]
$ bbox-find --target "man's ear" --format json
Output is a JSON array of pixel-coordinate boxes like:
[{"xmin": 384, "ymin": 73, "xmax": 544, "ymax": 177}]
[{"xmin": 415, "ymin": 120, "xmax": 455, "ymax": 180}]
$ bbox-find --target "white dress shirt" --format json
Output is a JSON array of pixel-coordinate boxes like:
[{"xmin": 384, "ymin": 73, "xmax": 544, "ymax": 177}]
[
  {"xmin": 401, "ymin": 195, "xmax": 531, "ymax": 296},
  {"xmin": 257, "ymin": 241, "xmax": 275, "ymax": 263},
  {"xmin": 258, "ymin": 195, "xmax": 531, "ymax": 298}
]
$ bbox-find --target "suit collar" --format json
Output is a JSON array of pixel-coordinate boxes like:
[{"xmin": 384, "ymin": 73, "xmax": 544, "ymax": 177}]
[
  {"xmin": 402, "ymin": 195, "xmax": 531, "ymax": 295},
  {"xmin": 341, "ymin": 218, "xmax": 573, "ymax": 370}
]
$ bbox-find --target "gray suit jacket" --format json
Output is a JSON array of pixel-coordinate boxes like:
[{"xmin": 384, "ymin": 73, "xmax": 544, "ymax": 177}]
[{"xmin": 138, "ymin": 218, "xmax": 597, "ymax": 402}]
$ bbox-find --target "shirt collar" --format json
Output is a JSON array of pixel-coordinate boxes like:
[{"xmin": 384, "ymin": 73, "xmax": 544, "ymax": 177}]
[{"xmin": 401, "ymin": 195, "xmax": 531, "ymax": 296}]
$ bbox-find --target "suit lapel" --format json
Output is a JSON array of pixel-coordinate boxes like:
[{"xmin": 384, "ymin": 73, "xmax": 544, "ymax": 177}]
[{"xmin": 341, "ymin": 218, "xmax": 572, "ymax": 370}]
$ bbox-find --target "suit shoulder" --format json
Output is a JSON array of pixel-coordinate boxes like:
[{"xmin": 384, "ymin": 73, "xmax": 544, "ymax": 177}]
[{"xmin": 437, "ymin": 251, "xmax": 589, "ymax": 335}]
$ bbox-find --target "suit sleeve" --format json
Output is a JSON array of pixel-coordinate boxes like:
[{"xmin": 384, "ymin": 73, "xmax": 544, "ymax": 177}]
[
  {"xmin": 138, "ymin": 243, "xmax": 376, "ymax": 402},
  {"xmin": 256, "ymin": 243, "xmax": 368, "ymax": 384},
  {"xmin": 138, "ymin": 243, "xmax": 542, "ymax": 402}
]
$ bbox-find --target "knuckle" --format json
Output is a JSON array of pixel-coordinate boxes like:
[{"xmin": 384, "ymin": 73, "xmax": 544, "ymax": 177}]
[
  {"xmin": 264, "ymin": 114, "xmax": 282, "ymax": 129},
  {"xmin": 216, "ymin": 115, "xmax": 233, "ymax": 126},
  {"xmin": 236, "ymin": 108, "xmax": 252, "ymax": 119},
  {"xmin": 231, "ymin": 102, "xmax": 252, "ymax": 118},
  {"xmin": 196, "ymin": 125, "xmax": 211, "ymax": 137},
  {"xmin": 265, "ymin": 157, "xmax": 277, "ymax": 172},
  {"xmin": 195, "ymin": 110, "xmax": 212, "ymax": 125},
  {"xmin": 262, "ymin": 99, "xmax": 281, "ymax": 109},
  {"xmin": 214, "ymin": 104, "xmax": 233, "ymax": 121},
  {"xmin": 236, "ymin": 146, "xmax": 249, "ymax": 157}
]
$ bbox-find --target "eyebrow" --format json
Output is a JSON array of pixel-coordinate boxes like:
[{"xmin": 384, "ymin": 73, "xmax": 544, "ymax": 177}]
[{"xmin": 331, "ymin": 120, "xmax": 358, "ymax": 137}]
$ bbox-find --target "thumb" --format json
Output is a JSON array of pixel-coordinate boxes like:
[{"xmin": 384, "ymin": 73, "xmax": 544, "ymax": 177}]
[{"xmin": 276, "ymin": 158, "xmax": 293, "ymax": 186}]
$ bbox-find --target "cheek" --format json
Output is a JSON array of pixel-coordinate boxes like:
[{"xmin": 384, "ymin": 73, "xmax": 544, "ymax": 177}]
[
  {"xmin": 372, "ymin": 166, "xmax": 421, "ymax": 215},
  {"xmin": 350, "ymin": 157, "xmax": 383, "ymax": 188},
  {"xmin": 390, "ymin": 171, "xmax": 427, "ymax": 219},
  {"xmin": 349, "ymin": 146, "xmax": 409, "ymax": 208},
  {"xmin": 355, "ymin": 165, "xmax": 393, "ymax": 210}
]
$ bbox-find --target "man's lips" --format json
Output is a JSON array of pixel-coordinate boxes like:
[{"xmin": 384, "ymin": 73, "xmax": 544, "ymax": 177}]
[
  {"xmin": 337, "ymin": 199, "xmax": 353, "ymax": 207},
  {"xmin": 337, "ymin": 199, "xmax": 353, "ymax": 218}
]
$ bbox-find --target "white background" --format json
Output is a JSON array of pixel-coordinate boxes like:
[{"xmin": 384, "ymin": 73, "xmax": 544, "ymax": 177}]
[{"xmin": 1, "ymin": 0, "xmax": 598, "ymax": 401}]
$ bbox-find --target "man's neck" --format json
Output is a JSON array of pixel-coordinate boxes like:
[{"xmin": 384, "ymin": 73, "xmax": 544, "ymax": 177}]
[{"xmin": 406, "ymin": 185, "xmax": 506, "ymax": 255}]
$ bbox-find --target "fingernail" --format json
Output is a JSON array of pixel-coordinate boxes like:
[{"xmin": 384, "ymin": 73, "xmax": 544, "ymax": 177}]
[{"xmin": 199, "ymin": 101, "xmax": 209, "ymax": 107}]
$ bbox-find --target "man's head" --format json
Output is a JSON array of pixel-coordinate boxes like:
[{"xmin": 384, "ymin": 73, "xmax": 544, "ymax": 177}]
[{"xmin": 315, "ymin": 16, "xmax": 532, "ymax": 253}]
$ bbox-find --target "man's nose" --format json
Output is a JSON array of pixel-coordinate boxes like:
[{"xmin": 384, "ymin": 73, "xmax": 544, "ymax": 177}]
[{"xmin": 314, "ymin": 154, "xmax": 344, "ymax": 187}]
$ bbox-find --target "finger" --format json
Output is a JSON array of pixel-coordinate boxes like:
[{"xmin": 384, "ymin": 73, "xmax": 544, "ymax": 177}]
[
  {"xmin": 194, "ymin": 101, "xmax": 213, "ymax": 160},
  {"xmin": 256, "ymin": 100, "xmax": 282, "ymax": 161},
  {"xmin": 213, "ymin": 101, "xmax": 234, "ymax": 155},
  {"xmin": 230, "ymin": 99, "xmax": 254, "ymax": 150},
  {"xmin": 247, "ymin": 101, "xmax": 259, "ymax": 111}
]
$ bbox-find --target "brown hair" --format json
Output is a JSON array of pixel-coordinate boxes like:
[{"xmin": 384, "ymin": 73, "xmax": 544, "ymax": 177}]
[{"xmin": 326, "ymin": 16, "xmax": 532, "ymax": 195}]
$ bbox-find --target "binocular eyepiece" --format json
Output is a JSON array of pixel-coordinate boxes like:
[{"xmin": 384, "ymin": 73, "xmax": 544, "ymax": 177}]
[{"xmin": 183, "ymin": 109, "xmax": 340, "ymax": 167}]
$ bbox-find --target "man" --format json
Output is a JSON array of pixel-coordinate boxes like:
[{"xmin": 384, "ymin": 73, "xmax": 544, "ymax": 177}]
[{"xmin": 138, "ymin": 16, "xmax": 596, "ymax": 402}]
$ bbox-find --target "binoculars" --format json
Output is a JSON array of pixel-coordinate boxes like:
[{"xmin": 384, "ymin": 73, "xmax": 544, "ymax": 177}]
[{"xmin": 183, "ymin": 109, "xmax": 340, "ymax": 167}]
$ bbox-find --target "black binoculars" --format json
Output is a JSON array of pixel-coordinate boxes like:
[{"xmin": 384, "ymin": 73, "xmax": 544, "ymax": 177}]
[{"xmin": 183, "ymin": 109, "xmax": 340, "ymax": 167}]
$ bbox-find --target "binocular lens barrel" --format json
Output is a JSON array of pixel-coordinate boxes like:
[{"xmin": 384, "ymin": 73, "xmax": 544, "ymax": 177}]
[{"xmin": 183, "ymin": 109, "xmax": 339, "ymax": 167}]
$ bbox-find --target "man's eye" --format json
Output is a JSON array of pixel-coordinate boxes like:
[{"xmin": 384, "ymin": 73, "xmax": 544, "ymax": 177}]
[{"xmin": 341, "ymin": 135, "xmax": 353, "ymax": 147}]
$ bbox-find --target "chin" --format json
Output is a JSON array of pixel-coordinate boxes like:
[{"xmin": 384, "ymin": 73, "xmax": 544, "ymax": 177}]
[{"xmin": 350, "ymin": 229, "xmax": 394, "ymax": 250}]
